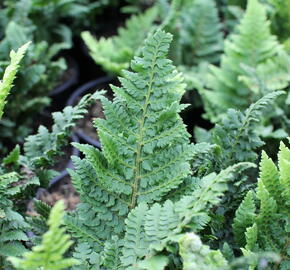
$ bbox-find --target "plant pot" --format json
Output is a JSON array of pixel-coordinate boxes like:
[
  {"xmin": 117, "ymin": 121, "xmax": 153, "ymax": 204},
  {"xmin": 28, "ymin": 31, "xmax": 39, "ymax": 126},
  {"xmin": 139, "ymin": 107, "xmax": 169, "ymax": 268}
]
[
  {"xmin": 49, "ymin": 134, "xmax": 80, "ymax": 187},
  {"xmin": 66, "ymin": 76, "xmax": 113, "ymax": 149},
  {"xmin": 48, "ymin": 56, "xmax": 80, "ymax": 112}
]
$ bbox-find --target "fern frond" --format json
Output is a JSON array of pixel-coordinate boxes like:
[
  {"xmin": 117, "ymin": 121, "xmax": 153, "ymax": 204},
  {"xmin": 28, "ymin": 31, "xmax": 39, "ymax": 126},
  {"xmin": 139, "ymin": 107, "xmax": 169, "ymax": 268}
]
[
  {"xmin": 9, "ymin": 201, "xmax": 79, "ymax": 270},
  {"xmin": 201, "ymin": 0, "xmax": 290, "ymax": 121},
  {"xmin": 179, "ymin": 0, "xmax": 223, "ymax": 65},
  {"xmin": 0, "ymin": 42, "xmax": 29, "ymax": 119},
  {"xmin": 118, "ymin": 163, "xmax": 253, "ymax": 267},
  {"xmin": 233, "ymin": 190, "xmax": 256, "ymax": 246},
  {"xmin": 68, "ymin": 30, "xmax": 193, "ymax": 264},
  {"xmin": 235, "ymin": 142, "xmax": 290, "ymax": 267},
  {"xmin": 179, "ymin": 233, "xmax": 228, "ymax": 270},
  {"xmin": 23, "ymin": 92, "xmax": 102, "ymax": 169},
  {"xmin": 82, "ymin": 7, "xmax": 157, "ymax": 75},
  {"xmin": 211, "ymin": 91, "xmax": 284, "ymax": 166}
]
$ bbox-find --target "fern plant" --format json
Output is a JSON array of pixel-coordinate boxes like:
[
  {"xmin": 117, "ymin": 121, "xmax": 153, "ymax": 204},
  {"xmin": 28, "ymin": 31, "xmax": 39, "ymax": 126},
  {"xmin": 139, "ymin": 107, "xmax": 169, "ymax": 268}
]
[
  {"xmin": 0, "ymin": 42, "xmax": 29, "ymax": 119},
  {"xmin": 264, "ymin": 0, "xmax": 290, "ymax": 51},
  {"xmin": 233, "ymin": 141, "xmax": 290, "ymax": 269},
  {"xmin": 82, "ymin": 7, "xmax": 158, "ymax": 75},
  {"xmin": 66, "ymin": 29, "xmax": 195, "ymax": 268},
  {"xmin": 200, "ymin": 0, "xmax": 290, "ymax": 122},
  {"xmin": 9, "ymin": 201, "xmax": 79, "ymax": 270},
  {"xmin": 178, "ymin": 0, "xmax": 224, "ymax": 66},
  {"xmin": 0, "ymin": 20, "xmax": 67, "ymax": 152},
  {"xmin": 0, "ymin": 49, "xmax": 99, "ymax": 263}
]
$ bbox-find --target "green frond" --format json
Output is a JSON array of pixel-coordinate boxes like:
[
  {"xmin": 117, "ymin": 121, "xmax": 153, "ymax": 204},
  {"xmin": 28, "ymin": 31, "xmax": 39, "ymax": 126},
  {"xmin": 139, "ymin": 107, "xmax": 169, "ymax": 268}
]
[
  {"xmin": 201, "ymin": 0, "xmax": 290, "ymax": 121},
  {"xmin": 233, "ymin": 190, "xmax": 256, "ymax": 247},
  {"xmin": 9, "ymin": 201, "xmax": 79, "ymax": 270},
  {"xmin": 259, "ymin": 151, "xmax": 281, "ymax": 205},
  {"xmin": 82, "ymin": 7, "xmax": 158, "ymax": 75},
  {"xmin": 118, "ymin": 163, "xmax": 253, "ymax": 267},
  {"xmin": 0, "ymin": 42, "xmax": 29, "ymax": 119},
  {"xmin": 179, "ymin": 0, "xmax": 223, "ymax": 66},
  {"xmin": 179, "ymin": 233, "xmax": 228, "ymax": 270},
  {"xmin": 121, "ymin": 203, "xmax": 148, "ymax": 268},
  {"xmin": 68, "ymin": 30, "xmax": 194, "ymax": 267},
  {"xmin": 211, "ymin": 91, "xmax": 284, "ymax": 166},
  {"xmin": 278, "ymin": 142, "xmax": 290, "ymax": 206},
  {"xmin": 23, "ymin": 92, "xmax": 101, "ymax": 169},
  {"xmin": 236, "ymin": 143, "xmax": 290, "ymax": 267}
]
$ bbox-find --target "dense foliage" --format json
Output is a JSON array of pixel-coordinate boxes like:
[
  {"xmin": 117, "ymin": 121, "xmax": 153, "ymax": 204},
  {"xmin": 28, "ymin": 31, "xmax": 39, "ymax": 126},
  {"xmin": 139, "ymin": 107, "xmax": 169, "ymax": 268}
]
[{"xmin": 0, "ymin": 0, "xmax": 289, "ymax": 269}]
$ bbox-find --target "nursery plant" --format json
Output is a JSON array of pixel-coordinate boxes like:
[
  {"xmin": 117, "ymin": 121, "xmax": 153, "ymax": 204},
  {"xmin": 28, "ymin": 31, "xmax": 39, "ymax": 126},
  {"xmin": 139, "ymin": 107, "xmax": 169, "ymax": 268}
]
[
  {"xmin": 0, "ymin": 44, "xmax": 101, "ymax": 268},
  {"xmin": 9, "ymin": 201, "xmax": 78, "ymax": 270},
  {"xmin": 200, "ymin": 0, "xmax": 290, "ymax": 123},
  {"xmin": 2, "ymin": 0, "xmax": 97, "ymax": 46},
  {"xmin": 82, "ymin": 6, "xmax": 158, "ymax": 75},
  {"xmin": 0, "ymin": 20, "xmax": 68, "ymax": 153}
]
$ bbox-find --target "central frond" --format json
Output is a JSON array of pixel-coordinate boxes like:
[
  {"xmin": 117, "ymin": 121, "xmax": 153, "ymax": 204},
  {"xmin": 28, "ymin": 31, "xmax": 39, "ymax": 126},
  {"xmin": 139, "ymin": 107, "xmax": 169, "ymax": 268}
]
[{"xmin": 67, "ymin": 30, "xmax": 193, "ymax": 256}]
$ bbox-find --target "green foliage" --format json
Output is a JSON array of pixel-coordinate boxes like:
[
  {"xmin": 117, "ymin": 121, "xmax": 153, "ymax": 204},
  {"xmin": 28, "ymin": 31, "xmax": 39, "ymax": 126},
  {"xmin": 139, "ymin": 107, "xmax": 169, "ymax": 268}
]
[
  {"xmin": 177, "ymin": 0, "xmax": 224, "ymax": 66},
  {"xmin": 66, "ymin": 30, "xmax": 194, "ymax": 267},
  {"xmin": 0, "ymin": 20, "xmax": 67, "ymax": 151},
  {"xmin": 2, "ymin": 0, "xmax": 95, "ymax": 46},
  {"xmin": 0, "ymin": 92, "xmax": 100, "ymax": 191},
  {"xmin": 234, "ymin": 142, "xmax": 290, "ymax": 269},
  {"xmin": 265, "ymin": 0, "xmax": 290, "ymax": 50},
  {"xmin": 0, "ymin": 172, "xmax": 30, "ymax": 264},
  {"xmin": 195, "ymin": 91, "xmax": 284, "ymax": 174},
  {"xmin": 201, "ymin": 0, "xmax": 290, "ymax": 122},
  {"xmin": 0, "ymin": 92, "xmax": 96, "ymax": 268},
  {"xmin": 82, "ymin": 6, "xmax": 158, "ymax": 75},
  {"xmin": 103, "ymin": 163, "xmax": 254, "ymax": 269},
  {"xmin": 9, "ymin": 201, "xmax": 79, "ymax": 270},
  {"xmin": 0, "ymin": 43, "xmax": 29, "ymax": 119}
]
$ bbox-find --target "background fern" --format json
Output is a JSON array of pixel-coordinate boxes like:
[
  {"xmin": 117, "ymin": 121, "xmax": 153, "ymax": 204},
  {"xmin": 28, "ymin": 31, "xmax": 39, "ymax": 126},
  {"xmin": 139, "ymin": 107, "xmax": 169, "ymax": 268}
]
[
  {"xmin": 9, "ymin": 201, "xmax": 79, "ymax": 270},
  {"xmin": 82, "ymin": 7, "xmax": 158, "ymax": 75},
  {"xmin": 200, "ymin": 0, "xmax": 290, "ymax": 122},
  {"xmin": 234, "ymin": 141, "xmax": 290, "ymax": 269}
]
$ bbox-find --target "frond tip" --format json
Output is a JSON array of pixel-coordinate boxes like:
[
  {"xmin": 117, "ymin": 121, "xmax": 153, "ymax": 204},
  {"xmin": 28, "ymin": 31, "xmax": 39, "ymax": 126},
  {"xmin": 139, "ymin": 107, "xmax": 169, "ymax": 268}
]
[
  {"xmin": 8, "ymin": 201, "xmax": 79, "ymax": 270},
  {"xmin": 0, "ymin": 42, "xmax": 30, "ymax": 119}
]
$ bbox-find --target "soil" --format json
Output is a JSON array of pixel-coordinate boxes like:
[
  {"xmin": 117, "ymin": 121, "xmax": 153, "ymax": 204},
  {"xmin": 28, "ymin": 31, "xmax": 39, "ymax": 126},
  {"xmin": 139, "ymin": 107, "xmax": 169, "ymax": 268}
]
[
  {"xmin": 77, "ymin": 99, "xmax": 105, "ymax": 141},
  {"xmin": 27, "ymin": 176, "xmax": 79, "ymax": 214},
  {"xmin": 52, "ymin": 144, "xmax": 72, "ymax": 172},
  {"xmin": 38, "ymin": 176, "xmax": 79, "ymax": 211},
  {"xmin": 76, "ymin": 84, "xmax": 114, "ymax": 142}
]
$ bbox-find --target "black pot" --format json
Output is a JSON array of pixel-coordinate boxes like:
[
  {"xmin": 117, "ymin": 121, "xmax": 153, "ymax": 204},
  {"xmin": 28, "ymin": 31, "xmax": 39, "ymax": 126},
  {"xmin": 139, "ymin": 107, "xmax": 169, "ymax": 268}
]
[
  {"xmin": 66, "ymin": 76, "xmax": 113, "ymax": 149},
  {"xmin": 48, "ymin": 56, "xmax": 80, "ymax": 112},
  {"xmin": 49, "ymin": 134, "xmax": 80, "ymax": 187}
]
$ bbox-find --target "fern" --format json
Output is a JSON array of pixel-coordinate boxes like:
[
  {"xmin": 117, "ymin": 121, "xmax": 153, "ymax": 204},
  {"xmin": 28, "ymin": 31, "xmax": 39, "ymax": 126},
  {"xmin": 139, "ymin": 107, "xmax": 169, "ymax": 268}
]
[
  {"xmin": 66, "ymin": 30, "xmax": 194, "ymax": 267},
  {"xmin": 234, "ymin": 141, "xmax": 290, "ymax": 268},
  {"xmin": 117, "ymin": 163, "xmax": 252, "ymax": 268},
  {"xmin": 0, "ymin": 42, "xmax": 29, "ymax": 119},
  {"xmin": 201, "ymin": 0, "xmax": 290, "ymax": 122},
  {"xmin": 8, "ymin": 201, "xmax": 79, "ymax": 270},
  {"xmin": 178, "ymin": 0, "xmax": 224, "ymax": 66},
  {"xmin": 0, "ymin": 172, "xmax": 30, "ymax": 265},
  {"xmin": 0, "ymin": 20, "xmax": 67, "ymax": 152},
  {"xmin": 195, "ymin": 91, "xmax": 284, "ymax": 173},
  {"xmin": 266, "ymin": 0, "xmax": 290, "ymax": 50},
  {"xmin": 82, "ymin": 7, "xmax": 158, "ymax": 75}
]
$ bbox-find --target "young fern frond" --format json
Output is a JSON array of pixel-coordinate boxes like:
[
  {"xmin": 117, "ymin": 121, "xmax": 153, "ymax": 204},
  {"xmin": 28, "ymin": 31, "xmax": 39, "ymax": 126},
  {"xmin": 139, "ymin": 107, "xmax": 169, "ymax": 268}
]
[
  {"xmin": 82, "ymin": 7, "xmax": 158, "ymax": 75},
  {"xmin": 234, "ymin": 142, "xmax": 290, "ymax": 268},
  {"xmin": 0, "ymin": 43, "xmax": 29, "ymax": 119},
  {"xmin": 201, "ymin": 0, "xmax": 290, "ymax": 122},
  {"xmin": 9, "ymin": 201, "xmax": 79, "ymax": 270},
  {"xmin": 66, "ymin": 30, "xmax": 194, "ymax": 267}
]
